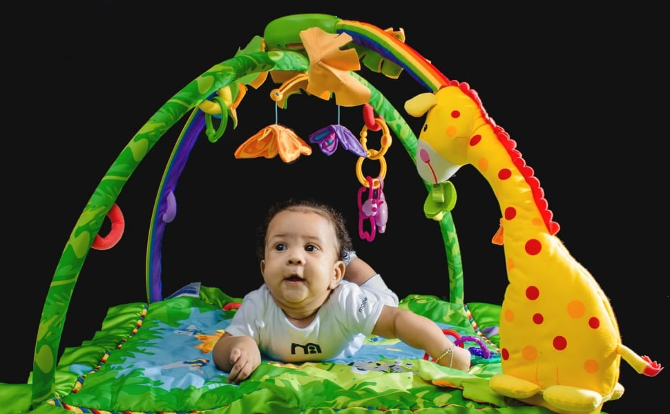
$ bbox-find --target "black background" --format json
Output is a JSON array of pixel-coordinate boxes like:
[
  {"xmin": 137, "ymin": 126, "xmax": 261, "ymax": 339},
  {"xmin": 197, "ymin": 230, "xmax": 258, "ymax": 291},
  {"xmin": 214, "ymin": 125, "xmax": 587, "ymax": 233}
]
[{"xmin": 4, "ymin": 2, "xmax": 667, "ymax": 412}]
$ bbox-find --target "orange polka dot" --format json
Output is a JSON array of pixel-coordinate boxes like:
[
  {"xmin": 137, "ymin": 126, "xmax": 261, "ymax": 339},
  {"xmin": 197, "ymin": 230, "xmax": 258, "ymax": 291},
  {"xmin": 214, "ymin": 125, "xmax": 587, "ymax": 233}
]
[
  {"xmin": 504, "ymin": 207, "xmax": 516, "ymax": 220},
  {"xmin": 531, "ymin": 217, "xmax": 543, "ymax": 227},
  {"xmin": 498, "ymin": 168, "xmax": 512, "ymax": 180},
  {"xmin": 446, "ymin": 126, "xmax": 457, "ymax": 137},
  {"xmin": 522, "ymin": 346, "xmax": 538, "ymax": 361},
  {"xmin": 478, "ymin": 157, "xmax": 489, "ymax": 172},
  {"xmin": 567, "ymin": 300, "xmax": 585, "ymax": 318},
  {"xmin": 525, "ymin": 239, "xmax": 542, "ymax": 255},
  {"xmin": 584, "ymin": 359, "xmax": 599, "ymax": 374},
  {"xmin": 506, "ymin": 257, "xmax": 515, "ymax": 270},
  {"xmin": 504, "ymin": 308, "xmax": 515, "ymax": 322},
  {"xmin": 526, "ymin": 286, "xmax": 539, "ymax": 300}
]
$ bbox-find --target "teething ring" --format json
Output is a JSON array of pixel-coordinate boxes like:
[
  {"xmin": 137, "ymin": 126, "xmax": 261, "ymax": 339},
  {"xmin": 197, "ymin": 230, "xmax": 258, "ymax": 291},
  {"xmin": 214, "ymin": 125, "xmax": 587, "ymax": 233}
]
[
  {"xmin": 454, "ymin": 335, "xmax": 492, "ymax": 359},
  {"xmin": 359, "ymin": 117, "xmax": 391, "ymax": 160},
  {"xmin": 356, "ymin": 156, "xmax": 386, "ymax": 188},
  {"xmin": 92, "ymin": 203, "xmax": 125, "ymax": 251}
]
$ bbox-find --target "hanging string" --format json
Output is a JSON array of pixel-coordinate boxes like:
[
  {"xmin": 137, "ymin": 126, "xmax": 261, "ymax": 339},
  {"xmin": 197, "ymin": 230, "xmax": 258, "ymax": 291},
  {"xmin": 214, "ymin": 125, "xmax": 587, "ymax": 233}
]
[
  {"xmin": 337, "ymin": 105, "xmax": 341, "ymax": 125},
  {"xmin": 275, "ymin": 101, "xmax": 279, "ymax": 124}
]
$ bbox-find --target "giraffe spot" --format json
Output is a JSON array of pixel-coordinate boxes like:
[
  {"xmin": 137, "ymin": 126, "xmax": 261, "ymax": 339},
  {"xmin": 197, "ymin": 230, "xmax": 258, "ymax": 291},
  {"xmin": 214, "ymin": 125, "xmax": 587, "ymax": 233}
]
[
  {"xmin": 584, "ymin": 359, "xmax": 599, "ymax": 374},
  {"xmin": 504, "ymin": 308, "xmax": 515, "ymax": 322},
  {"xmin": 501, "ymin": 348, "xmax": 509, "ymax": 360},
  {"xmin": 553, "ymin": 336, "xmax": 567, "ymax": 351},
  {"xmin": 526, "ymin": 286, "xmax": 539, "ymax": 300},
  {"xmin": 446, "ymin": 125, "xmax": 457, "ymax": 137},
  {"xmin": 588, "ymin": 317, "xmax": 600, "ymax": 329},
  {"xmin": 567, "ymin": 300, "xmax": 586, "ymax": 318},
  {"xmin": 522, "ymin": 346, "xmax": 538, "ymax": 361},
  {"xmin": 477, "ymin": 157, "xmax": 489, "ymax": 173},
  {"xmin": 506, "ymin": 257, "xmax": 515, "ymax": 270},
  {"xmin": 532, "ymin": 313, "xmax": 544, "ymax": 324},
  {"xmin": 525, "ymin": 239, "xmax": 542, "ymax": 255},
  {"xmin": 470, "ymin": 134, "xmax": 481, "ymax": 145},
  {"xmin": 498, "ymin": 168, "xmax": 512, "ymax": 180},
  {"xmin": 504, "ymin": 207, "xmax": 516, "ymax": 220},
  {"xmin": 451, "ymin": 110, "xmax": 461, "ymax": 118}
]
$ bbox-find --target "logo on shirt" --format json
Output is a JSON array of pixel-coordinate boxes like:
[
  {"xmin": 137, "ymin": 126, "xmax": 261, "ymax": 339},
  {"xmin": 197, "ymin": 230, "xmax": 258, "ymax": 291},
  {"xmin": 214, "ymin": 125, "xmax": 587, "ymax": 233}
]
[
  {"xmin": 358, "ymin": 296, "xmax": 368, "ymax": 313},
  {"xmin": 291, "ymin": 342, "xmax": 322, "ymax": 355}
]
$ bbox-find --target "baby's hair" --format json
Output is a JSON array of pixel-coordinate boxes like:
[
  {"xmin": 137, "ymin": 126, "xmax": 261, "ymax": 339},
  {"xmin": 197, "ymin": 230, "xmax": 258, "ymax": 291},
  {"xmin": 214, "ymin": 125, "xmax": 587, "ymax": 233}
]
[{"xmin": 256, "ymin": 198, "xmax": 353, "ymax": 262}]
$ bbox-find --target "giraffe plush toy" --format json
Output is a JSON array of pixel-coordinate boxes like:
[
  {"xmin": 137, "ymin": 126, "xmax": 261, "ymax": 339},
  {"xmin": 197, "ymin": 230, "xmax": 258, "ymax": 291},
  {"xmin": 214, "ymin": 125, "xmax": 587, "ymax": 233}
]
[{"xmin": 405, "ymin": 82, "xmax": 662, "ymax": 414}]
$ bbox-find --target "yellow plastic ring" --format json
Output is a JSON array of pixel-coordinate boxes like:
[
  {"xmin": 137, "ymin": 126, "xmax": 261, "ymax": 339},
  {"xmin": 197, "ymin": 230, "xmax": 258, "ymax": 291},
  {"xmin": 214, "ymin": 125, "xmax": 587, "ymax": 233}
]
[
  {"xmin": 359, "ymin": 117, "xmax": 392, "ymax": 161},
  {"xmin": 356, "ymin": 156, "xmax": 387, "ymax": 188}
]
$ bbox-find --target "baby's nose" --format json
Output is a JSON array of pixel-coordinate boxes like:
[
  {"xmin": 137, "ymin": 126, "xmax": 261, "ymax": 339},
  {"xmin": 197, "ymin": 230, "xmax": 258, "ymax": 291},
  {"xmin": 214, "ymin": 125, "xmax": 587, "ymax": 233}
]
[{"xmin": 288, "ymin": 253, "xmax": 305, "ymax": 265}]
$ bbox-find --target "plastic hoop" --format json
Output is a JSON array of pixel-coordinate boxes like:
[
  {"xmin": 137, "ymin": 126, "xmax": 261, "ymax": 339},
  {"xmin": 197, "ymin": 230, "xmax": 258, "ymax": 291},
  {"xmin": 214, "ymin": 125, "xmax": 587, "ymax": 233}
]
[
  {"xmin": 92, "ymin": 203, "xmax": 125, "ymax": 250},
  {"xmin": 355, "ymin": 156, "xmax": 386, "ymax": 188}
]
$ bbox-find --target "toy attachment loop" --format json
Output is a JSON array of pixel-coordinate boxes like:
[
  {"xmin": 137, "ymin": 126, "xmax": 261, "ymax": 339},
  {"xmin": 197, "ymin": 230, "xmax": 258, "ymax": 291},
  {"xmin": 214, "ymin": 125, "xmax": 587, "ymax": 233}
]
[
  {"xmin": 359, "ymin": 117, "xmax": 391, "ymax": 160},
  {"xmin": 92, "ymin": 203, "xmax": 125, "ymax": 251},
  {"xmin": 204, "ymin": 96, "xmax": 228, "ymax": 142},
  {"xmin": 355, "ymin": 156, "xmax": 386, "ymax": 188},
  {"xmin": 199, "ymin": 86, "xmax": 233, "ymax": 115}
]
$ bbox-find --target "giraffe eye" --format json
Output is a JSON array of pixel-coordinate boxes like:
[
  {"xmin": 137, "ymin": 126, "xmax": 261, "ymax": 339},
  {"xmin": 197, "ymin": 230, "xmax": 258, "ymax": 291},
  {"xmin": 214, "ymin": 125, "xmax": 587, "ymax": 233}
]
[{"xmin": 423, "ymin": 124, "xmax": 428, "ymax": 132}]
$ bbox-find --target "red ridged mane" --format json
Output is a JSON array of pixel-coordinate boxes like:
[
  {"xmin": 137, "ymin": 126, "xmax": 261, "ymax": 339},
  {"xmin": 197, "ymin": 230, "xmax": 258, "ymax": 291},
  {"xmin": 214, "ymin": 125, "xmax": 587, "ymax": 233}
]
[{"xmin": 440, "ymin": 80, "xmax": 560, "ymax": 235}]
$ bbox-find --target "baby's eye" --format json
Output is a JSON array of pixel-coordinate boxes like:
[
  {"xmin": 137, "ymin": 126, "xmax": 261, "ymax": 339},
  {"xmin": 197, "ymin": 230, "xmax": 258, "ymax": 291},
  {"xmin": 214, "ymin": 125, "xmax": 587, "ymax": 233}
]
[
  {"xmin": 304, "ymin": 244, "xmax": 319, "ymax": 252},
  {"xmin": 274, "ymin": 243, "xmax": 287, "ymax": 252}
]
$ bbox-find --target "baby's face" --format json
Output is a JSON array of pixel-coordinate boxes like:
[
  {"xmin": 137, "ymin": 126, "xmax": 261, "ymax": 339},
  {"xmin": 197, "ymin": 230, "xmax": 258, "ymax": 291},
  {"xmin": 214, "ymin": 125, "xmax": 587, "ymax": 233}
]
[{"xmin": 261, "ymin": 209, "xmax": 344, "ymax": 313}]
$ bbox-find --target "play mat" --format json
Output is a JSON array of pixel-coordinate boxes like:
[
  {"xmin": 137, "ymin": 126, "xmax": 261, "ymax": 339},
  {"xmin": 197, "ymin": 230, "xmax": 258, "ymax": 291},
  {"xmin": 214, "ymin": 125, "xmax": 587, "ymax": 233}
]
[{"xmin": 1, "ymin": 13, "xmax": 661, "ymax": 414}]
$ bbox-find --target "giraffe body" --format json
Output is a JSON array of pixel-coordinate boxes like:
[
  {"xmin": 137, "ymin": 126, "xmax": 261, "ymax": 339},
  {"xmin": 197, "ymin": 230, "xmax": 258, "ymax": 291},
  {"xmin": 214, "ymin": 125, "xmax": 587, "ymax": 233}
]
[{"xmin": 405, "ymin": 84, "xmax": 662, "ymax": 413}]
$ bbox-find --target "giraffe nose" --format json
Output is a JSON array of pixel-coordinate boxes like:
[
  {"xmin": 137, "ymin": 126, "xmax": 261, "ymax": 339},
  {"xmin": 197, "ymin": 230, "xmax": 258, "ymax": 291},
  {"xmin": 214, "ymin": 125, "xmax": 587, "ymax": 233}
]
[{"xmin": 420, "ymin": 148, "xmax": 431, "ymax": 163}]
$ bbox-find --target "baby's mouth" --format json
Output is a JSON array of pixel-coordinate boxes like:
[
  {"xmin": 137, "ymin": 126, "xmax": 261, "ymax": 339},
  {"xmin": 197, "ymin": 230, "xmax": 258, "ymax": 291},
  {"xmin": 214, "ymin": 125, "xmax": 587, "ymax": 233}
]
[{"xmin": 284, "ymin": 275, "xmax": 304, "ymax": 283}]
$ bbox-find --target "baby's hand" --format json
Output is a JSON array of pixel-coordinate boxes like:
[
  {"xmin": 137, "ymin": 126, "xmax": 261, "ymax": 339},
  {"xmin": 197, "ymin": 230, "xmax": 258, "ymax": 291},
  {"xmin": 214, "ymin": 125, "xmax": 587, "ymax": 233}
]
[{"xmin": 227, "ymin": 342, "xmax": 261, "ymax": 383}]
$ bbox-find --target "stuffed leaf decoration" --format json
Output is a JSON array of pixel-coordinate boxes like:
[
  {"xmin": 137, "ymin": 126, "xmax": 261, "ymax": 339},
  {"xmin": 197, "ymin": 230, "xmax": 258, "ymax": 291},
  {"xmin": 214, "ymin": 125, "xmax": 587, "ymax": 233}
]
[
  {"xmin": 299, "ymin": 27, "xmax": 370, "ymax": 107},
  {"xmin": 354, "ymin": 27, "xmax": 406, "ymax": 79},
  {"xmin": 234, "ymin": 124, "xmax": 312, "ymax": 163}
]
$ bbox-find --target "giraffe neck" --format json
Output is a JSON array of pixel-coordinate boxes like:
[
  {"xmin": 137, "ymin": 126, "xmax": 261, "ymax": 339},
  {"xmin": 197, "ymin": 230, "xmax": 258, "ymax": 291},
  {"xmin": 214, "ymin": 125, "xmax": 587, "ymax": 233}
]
[{"xmin": 466, "ymin": 125, "xmax": 559, "ymax": 236}]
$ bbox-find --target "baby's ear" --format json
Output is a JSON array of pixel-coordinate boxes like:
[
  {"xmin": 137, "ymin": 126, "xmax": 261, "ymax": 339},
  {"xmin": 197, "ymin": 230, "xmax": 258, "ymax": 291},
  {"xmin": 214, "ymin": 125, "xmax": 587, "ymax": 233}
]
[{"xmin": 330, "ymin": 260, "xmax": 345, "ymax": 289}]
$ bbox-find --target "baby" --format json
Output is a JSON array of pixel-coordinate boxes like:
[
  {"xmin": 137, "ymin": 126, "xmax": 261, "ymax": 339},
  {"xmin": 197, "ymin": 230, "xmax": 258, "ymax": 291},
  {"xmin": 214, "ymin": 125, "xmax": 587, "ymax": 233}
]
[{"xmin": 213, "ymin": 198, "xmax": 470, "ymax": 383}]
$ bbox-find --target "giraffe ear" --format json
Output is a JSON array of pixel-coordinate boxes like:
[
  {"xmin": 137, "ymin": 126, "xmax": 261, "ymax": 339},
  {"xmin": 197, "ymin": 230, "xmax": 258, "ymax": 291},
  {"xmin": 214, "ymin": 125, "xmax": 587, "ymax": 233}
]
[{"xmin": 404, "ymin": 92, "xmax": 437, "ymax": 117}]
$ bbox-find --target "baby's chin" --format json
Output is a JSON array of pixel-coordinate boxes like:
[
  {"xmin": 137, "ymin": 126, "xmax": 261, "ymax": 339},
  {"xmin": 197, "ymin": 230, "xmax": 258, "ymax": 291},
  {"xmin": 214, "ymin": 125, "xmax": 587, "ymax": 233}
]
[{"xmin": 271, "ymin": 284, "xmax": 309, "ymax": 303}]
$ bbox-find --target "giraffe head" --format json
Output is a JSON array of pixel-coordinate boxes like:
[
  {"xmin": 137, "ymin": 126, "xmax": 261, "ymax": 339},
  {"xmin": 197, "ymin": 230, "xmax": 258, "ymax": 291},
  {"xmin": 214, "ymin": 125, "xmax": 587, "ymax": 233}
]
[{"xmin": 405, "ymin": 85, "xmax": 480, "ymax": 184}]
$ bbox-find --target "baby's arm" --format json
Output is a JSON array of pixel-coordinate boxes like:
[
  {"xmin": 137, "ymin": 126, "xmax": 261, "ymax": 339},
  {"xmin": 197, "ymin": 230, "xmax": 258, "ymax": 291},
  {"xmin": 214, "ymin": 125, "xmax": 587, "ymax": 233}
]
[
  {"xmin": 212, "ymin": 332, "xmax": 262, "ymax": 383},
  {"xmin": 343, "ymin": 256, "xmax": 377, "ymax": 286},
  {"xmin": 372, "ymin": 306, "xmax": 471, "ymax": 372}
]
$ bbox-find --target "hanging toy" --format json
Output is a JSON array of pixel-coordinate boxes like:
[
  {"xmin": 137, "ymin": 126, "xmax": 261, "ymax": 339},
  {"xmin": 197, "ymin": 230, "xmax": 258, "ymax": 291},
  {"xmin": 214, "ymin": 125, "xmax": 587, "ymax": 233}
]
[{"xmin": 358, "ymin": 175, "xmax": 387, "ymax": 242}]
